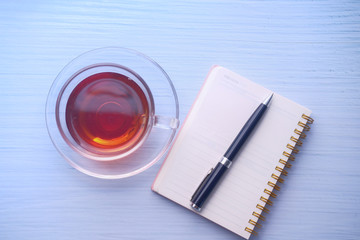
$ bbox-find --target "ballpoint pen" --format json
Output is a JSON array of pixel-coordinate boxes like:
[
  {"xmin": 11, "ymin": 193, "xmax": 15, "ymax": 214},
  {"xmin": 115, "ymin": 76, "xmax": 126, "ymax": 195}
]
[{"xmin": 190, "ymin": 93, "xmax": 274, "ymax": 211}]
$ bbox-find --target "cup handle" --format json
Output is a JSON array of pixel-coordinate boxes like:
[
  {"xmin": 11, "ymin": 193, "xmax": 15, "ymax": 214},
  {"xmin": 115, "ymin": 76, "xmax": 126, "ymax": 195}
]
[{"xmin": 153, "ymin": 115, "xmax": 180, "ymax": 129}]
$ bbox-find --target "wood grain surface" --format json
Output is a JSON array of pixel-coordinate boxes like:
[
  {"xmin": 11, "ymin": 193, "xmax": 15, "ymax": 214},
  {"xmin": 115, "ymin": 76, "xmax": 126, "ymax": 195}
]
[{"xmin": 1, "ymin": 1, "xmax": 359, "ymax": 239}]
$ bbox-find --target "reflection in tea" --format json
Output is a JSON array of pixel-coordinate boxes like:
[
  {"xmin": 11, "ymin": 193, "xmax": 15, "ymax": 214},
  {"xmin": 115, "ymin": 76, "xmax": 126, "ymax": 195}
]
[{"xmin": 65, "ymin": 72, "xmax": 150, "ymax": 154}]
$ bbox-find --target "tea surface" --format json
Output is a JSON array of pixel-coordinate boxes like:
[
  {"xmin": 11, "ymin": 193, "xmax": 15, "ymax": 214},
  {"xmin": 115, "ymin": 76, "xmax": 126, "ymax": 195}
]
[{"xmin": 66, "ymin": 72, "xmax": 150, "ymax": 153}]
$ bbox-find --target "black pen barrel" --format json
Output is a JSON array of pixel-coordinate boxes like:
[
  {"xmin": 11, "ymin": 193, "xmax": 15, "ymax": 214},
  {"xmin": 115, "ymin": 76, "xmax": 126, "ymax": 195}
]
[
  {"xmin": 224, "ymin": 103, "xmax": 267, "ymax": 160},
  {"xmin": 191, "ymin": 162, "xmax": 228, "ymax": 211},
  {"xmin": 190, "ymin": 94, "xmax": 273, "ymax": 212}
]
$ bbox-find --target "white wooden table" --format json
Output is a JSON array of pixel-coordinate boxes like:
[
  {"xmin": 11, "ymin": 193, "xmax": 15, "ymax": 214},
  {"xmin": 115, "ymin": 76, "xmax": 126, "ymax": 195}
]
[{"xmin": 1, "ymin": 1, "xmax": 359, "ymax": 239}]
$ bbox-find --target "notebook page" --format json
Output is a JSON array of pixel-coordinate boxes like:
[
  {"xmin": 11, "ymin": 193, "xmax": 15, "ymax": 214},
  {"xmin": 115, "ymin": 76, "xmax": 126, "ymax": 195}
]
[{"xmin": 152, "ymin": 66, "xmax": 312, "ymax": 239}]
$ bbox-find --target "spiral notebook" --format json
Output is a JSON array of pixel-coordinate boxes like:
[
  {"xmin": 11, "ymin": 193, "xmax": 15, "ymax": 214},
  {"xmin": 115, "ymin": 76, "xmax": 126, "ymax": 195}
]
[{"xmin": 152, "ymin": 66, "xmax": 313, "ymax": 239}]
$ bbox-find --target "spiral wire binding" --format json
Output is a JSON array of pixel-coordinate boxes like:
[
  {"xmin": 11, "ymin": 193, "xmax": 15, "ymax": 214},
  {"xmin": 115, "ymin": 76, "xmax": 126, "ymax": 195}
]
[{"xmin": 244, "ymin": 114, "xmax": 314, "ymax": 235}]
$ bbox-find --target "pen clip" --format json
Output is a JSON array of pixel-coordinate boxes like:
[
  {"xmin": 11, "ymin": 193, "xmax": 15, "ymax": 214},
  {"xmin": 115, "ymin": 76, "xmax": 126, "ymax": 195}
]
[{"xmin": 191, "ymin": 168, "xmax": 214, "ymax": 200}]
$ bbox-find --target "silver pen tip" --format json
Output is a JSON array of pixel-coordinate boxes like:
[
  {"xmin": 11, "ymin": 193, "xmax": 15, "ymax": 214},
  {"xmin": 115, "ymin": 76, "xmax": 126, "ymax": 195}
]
[{"xmin": 263, "ymin": 93, "xmax": 274, "ymax": 106}]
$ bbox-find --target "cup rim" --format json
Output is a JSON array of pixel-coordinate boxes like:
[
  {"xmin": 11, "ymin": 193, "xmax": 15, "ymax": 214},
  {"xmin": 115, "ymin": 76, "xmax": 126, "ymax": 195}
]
[{"xmin": 55, "ymin": 63, "xmax": 156, "ymax": 161}]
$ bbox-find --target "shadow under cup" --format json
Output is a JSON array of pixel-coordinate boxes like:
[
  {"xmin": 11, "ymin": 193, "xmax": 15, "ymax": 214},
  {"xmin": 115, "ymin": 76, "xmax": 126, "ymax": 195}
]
[{"xmin": 46, "ymin": 48, "xmax": 179, "ymax": 179}]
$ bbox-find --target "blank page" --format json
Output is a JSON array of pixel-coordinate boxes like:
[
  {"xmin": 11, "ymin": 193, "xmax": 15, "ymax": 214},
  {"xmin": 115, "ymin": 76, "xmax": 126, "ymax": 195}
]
[{"xmin": 152, "ymin": 66, "xmax": 312, "ymax": 239}]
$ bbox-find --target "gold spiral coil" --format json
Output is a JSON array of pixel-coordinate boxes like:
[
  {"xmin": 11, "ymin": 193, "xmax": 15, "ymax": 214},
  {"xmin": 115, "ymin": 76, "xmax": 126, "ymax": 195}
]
[
  {"xmin": 302, "ymin": 114, "xmax": 314, "ymax": 124},
  {"xmin": 252, "ymin": 211, "xmax": 265, "ymax": 221},
  {"xmin": 248, "ymin": 219, "xmax": 262, "ymax": 228},
  {"xmin": 264, "ymin": 188, "xmax": 277, "ymax": 198},
  {"xmin": 279, "ymin": 159, "xmax": 292, "ymax": 168},
  {"xmin": 298, "ymin": 121, "xmax": 311, "ymax": 131},
  {"xmin": 245, "ymin": 227, "xmax": 257, "ymax": 235},
  {"xmin": 283, "ymin": 151, "xmax": 295, "ymax": 161},
  {"xmin": 271, "ymin": 173, "xmax": 284, "ymax": 183},
  {"xmin": 275, "ymin": 166, "xmax": 288, "ymax": 176},
  {"xmin": 245, "ymin": 113, "xmax": 313, "ymax": 237},
  {"xmin": 290, "ymin": 136, "xmax": 303, "ymax": 146},
  {"xmin": 278, "ymin": 159, "xmax": 286, "ymax": 165},
  {"xmin": 268, "ymin": 181, "xmax": 280, "ymax": 191},
  {"xmin": 294, "ymin": 128, "xmax": 307, "ymax": 138},
  {"xmin": 286, "ymin": 143, "xmax": 299, "ymax": 153},
  {"xmin": 256, "ymin": 203, "xmax": 269, "ymax": 213},
  {"xmin": 260, "ymin": 196, "xmax": 273, "ymax": 206}
]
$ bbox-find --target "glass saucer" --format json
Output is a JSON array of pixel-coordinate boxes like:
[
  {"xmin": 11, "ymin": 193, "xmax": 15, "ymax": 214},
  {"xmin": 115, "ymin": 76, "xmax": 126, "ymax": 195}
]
[{"xmin": 46, "ymin": 47, "xmax": 179, "ymax": 179}]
